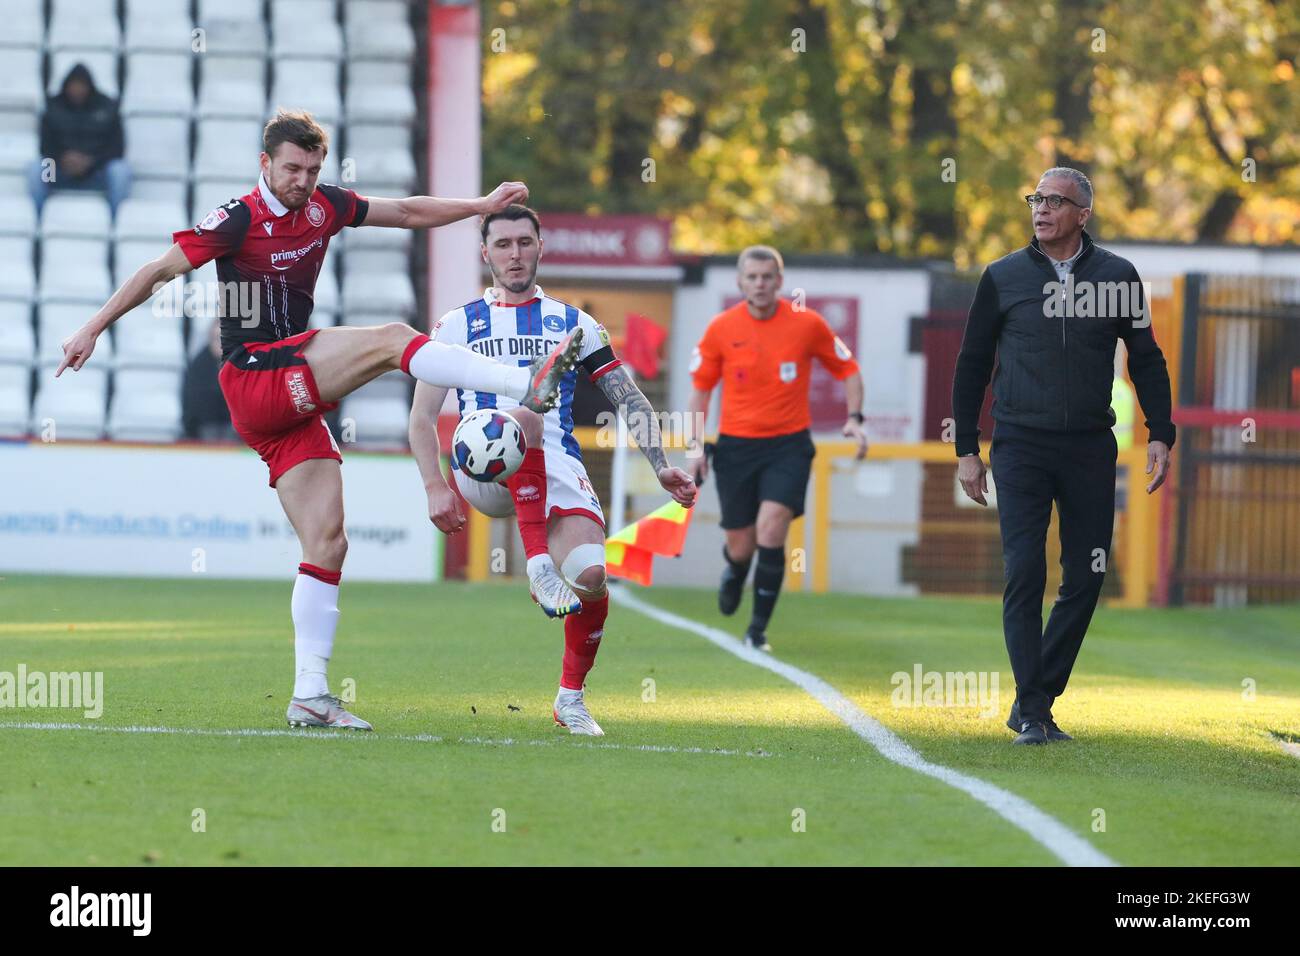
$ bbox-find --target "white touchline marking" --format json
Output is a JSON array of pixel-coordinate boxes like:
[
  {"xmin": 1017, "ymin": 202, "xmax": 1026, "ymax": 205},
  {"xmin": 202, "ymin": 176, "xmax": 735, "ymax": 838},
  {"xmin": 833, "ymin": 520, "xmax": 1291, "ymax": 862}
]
[
  {"xmin": 609, "ymin": 585, "xmax": 1117, "ymax": 868},
  {"xmin": 0, "ymin": 721, "xmax": 772, "ymax": 760}
]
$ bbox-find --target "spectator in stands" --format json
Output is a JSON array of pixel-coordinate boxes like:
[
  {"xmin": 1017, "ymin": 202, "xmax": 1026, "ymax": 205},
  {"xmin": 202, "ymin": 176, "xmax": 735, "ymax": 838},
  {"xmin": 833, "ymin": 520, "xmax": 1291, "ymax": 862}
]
[
  {"xmin": 182, "ymin": 319, "xmax": 236, "ymax": 441},
  {"xmin": 27, "ymin": 63, "xmax": 131, "ymax": 215}
]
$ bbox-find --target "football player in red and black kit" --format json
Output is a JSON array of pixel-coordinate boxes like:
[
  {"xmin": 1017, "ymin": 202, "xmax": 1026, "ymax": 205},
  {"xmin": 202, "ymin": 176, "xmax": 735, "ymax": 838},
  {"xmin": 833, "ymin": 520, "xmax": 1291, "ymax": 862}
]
[{"xmin": 56, "ymin": 110, "xmax": 583, "ymax": 731}]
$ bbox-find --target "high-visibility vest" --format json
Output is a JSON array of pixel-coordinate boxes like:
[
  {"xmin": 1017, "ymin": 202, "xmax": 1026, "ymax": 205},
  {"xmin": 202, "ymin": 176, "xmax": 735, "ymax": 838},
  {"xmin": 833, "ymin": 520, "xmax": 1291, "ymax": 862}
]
[{"xmin": 1112, "ymin": 376, "xmax": 1136, "ymax": 450}]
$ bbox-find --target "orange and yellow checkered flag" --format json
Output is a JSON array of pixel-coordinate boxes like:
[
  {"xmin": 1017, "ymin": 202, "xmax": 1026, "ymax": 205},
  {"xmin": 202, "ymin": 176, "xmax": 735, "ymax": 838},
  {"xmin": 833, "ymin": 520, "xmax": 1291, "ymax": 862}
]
[{"xmin": 605, "ymin": 501, "xmax": 693, "ymax": 586}]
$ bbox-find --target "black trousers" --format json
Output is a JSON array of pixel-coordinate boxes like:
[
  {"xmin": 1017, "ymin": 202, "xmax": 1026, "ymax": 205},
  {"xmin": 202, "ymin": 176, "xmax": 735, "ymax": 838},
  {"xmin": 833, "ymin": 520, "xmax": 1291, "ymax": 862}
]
[{"xmin": 990, "ymin": 423, "xmax": 1117, "ymax": 725}]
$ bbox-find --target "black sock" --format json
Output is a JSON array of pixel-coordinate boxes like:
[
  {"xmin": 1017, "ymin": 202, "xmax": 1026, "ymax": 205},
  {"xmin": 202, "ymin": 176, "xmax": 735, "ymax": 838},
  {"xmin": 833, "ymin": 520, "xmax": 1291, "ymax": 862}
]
[
  {"xmin": 748, "ymin": 545, "xmax": 785, "ymax": 634},
  {"xmin": 722, "ymin": 545, "xmax": 752, "ymax": 581}
]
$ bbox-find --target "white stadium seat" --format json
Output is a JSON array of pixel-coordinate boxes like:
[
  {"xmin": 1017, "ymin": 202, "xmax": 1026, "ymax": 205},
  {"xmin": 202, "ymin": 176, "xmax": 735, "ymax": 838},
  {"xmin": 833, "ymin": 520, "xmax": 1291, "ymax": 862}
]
[
  {"xmin": 198, "ymin": 18, "xmax": 269, "ymax": 60},
  {"xmin": 38, "ymin": 238, "xmax": 112, "ymax": 305},
  {"xmin": 0, "ymin": 301, "xmax": 36, "ymax": 365},
  {"xmin": 198, "ymin": 56, "xmax": 267, "ymax": 120},
  {"xmin": 339, "ymin": 393, "xmax": 409, "ymax": 447},
  {"xmin": 269, "ymin": 60, "xmax": 341, "ymax": 126},
  {"xmin": 313, "ymin": 256, "xmax": 340, "ymax": 319},
  {"xmin": 0, "ymin": 0, "xmax": 43, "ymax": 51},
  {"xmin": 32, "ymin": 365, "xmax": 108, "ymax": 439},
  {"xmin": 48, "ymin": 0, "xmax": 122, "ymax": 53},
  {"xmin": 0, "ymin": 363, "xmax": 31, "ymax": 435},
  {"xmin": 347, "ymin": 60, "xmax": 410, "ymax": 88},
  {"xmin": 343, "ymin": 1, "xmax": 408, "ymax": 28},
  {"xmin": 124, "ymin": 115, "xmax": 192, "ymax": 179},
  {"xmin": 344, "ymin": 143, "xmax": 416, "ymax": 193},
  {"xmin": 122, "ymin": 54, "xmax": 194, "ymax": 117},
  {"xmin": 114, "ymin": 199, "xmax": 188, "ymax": 244},
  {"xmin": 192, "ymin": 179, "xmax": 252, "ymax": 222},
  {"xmin": 113, "ymin": 239, "xmax": 168, "ymax": 288},
  {"xmin": 40, "ymin": 193, "xmax": 112, "ymax": 240},
  {"xmin": 0, "ymin": 237, "xmax": 37, "ymax": 301},
  {"xmin": 124, "ymin": 5, "xmax": 195, "ymax": 54},
  {"xmin": 114, "ymin": 305, "xmax": 186, "ymax": 371},
  {"xmin": 0, "ymin": 50, "xmax": 44, "ymax": 112},
  {"xmin": 194, "ymin": 119, "xmax": 263, "ymax": 180},
  {"xmin": 48, "ymin": 52, "xmax": 120, "ymax": 100},
  {"xmin": 272, "ymin": 18, "xmax": 343, "ymax": 62},
  {"xmin": 1, "ymin": 198, "xmax": 38, "ymax": 238},
  {"xmin": 108, "ymin": 369, "xmax": 183, "ymax": 441},
  {"xmin": 345, "ymin": 82, "xmax": 416, "ymax": 126},
  {"xmin": 342, "ymin": 271, "xmax": 415, "ymax": 318},
  {"xmin": 127, "ymin": 177, "xmax": 188, "ymax": 207},
  {"xmin": 38, "ymin": 303, "xmax": 114, "ymax": 367},
  {"xmin": 342, "ymin": 222, "xmax": 410, "ymax": 252},
  {"xmin": 199, "ymin": 0, "xmax": 264, "ymax": 21},
  {"xmin": 346, "ymin": 18, "xmax": 415, "ymax": 63},
  {"xmin": 0, "ymin": 122, "xmax": 39, "ymax": 178},
  {"xmin": 273, "ymin": 0, "xmax": 338, "ymax": 23},
  {"xmin": 345, "ymin": 249, "xmax": 408, "ymax": 277}
]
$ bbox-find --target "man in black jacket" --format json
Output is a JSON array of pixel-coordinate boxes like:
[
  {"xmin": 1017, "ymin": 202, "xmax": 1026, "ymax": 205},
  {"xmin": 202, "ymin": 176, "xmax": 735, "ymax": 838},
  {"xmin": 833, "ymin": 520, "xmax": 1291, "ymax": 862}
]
[
  {"xmin": 951, "ymin": 167, "xmax": 1175, "ymax": 745},
  {"xmin": 27, "ymin": 63, "xmax": 131, "ymax": 214}
]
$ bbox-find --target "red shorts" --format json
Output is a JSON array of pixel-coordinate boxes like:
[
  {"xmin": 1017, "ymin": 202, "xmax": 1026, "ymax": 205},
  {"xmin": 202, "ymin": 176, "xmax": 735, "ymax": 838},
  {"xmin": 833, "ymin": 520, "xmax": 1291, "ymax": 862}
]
[{"xmin": 218, "ymin": 329, "xmax": 342, "ymax": 487}]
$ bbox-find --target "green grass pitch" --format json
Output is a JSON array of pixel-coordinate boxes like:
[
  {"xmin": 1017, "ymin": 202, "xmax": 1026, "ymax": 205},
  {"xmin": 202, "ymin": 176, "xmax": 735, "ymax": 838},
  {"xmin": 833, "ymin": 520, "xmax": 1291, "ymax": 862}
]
[{"xmin": 1, "ymin": 574, "xmax": 1297, "ymax": 865}]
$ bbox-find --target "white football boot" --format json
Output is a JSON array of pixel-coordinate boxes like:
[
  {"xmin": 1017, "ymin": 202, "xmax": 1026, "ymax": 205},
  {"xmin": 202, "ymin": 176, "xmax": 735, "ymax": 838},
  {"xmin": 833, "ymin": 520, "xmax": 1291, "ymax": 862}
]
[
  {"xmin": 528, "ymin": 556, "xmax": 582, "ymax": 619},
  {"xmin": 553, "ymin": 688, "xmax": 605, "ymax": 736},
  {"xmin": 286, "ymin": 694, "xmax": 373, "ymax": 731}
]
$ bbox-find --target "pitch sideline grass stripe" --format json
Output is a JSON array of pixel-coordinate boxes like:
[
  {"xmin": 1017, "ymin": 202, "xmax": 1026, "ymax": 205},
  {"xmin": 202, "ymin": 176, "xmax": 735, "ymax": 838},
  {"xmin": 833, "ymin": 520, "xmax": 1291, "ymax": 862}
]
[
  {"xmin": 610, "ymin": 585, "xmax": 1117, "ymax": 868},
  {"xmin": 0, "ymin": 721, "xmax": 773, "ymax": 760}
]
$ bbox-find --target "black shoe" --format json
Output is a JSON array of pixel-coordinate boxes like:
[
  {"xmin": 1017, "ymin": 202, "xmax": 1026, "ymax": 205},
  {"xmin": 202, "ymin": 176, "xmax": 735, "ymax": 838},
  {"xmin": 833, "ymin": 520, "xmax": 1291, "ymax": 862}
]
[
  {"xmin": 1006, "ymin": 700, "xmax": 1020, "ymax": 733},
  {"xmin": 1012, "ymin": 721, "xmax": 1049, "ymax": 745},
  {"xmin": 718, "ymin": 549, "xmax": 746, "ymax": 616},
  {"xmin": 1044, "ymin": 719, "xmax": 1073, "ymax": 741},
  {"xmin": 743, "ymin": 629, "xmax": 772, "ymax": 653}
]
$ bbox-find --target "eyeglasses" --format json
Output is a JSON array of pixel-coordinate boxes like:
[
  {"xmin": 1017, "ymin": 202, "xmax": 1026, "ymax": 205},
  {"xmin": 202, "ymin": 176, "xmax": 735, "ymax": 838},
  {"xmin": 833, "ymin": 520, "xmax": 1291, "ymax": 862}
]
[{"xmin": 1025, "ymin": 193, "xmax": 1087, "ymax": 210}]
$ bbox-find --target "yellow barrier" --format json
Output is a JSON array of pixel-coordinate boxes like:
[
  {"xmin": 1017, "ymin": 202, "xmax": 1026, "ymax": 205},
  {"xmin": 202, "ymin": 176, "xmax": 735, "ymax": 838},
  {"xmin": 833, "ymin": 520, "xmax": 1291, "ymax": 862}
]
[{"xmin": 463, "ymin": 432, "xmax": 1157, "ymax": 608}]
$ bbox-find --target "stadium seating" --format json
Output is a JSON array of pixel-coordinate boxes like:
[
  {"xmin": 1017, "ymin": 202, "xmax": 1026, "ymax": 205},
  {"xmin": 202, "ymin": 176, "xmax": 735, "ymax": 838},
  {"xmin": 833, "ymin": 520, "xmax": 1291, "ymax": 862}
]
[
  {"xmin": 40, "ymin": 193, "xmax": 112, "ymax": 240},
  {"xmin": 107, "ymin": 369, "xmax": 183, "ymax": 441},
  {"xmin": 125, "ymin": 115, "xmax": 193, "ymax": 180},
  {"xmin": 124, "ymin": 1, "xmax": 194, "ymax": 55},
  {"xmin": 0, "ymin": 237, "xmax": 37, "ymax": 302},
  {"xmin": 122, "ymin": 53, "xmax": 195, "ymax": 117},
  {"xmin": 114, "ymin": 199, "xmax": 189, "ymax": 244},
  {"xmin": 31, "ymin": 365, "xmax": 108, "ymax": 439},
  {"xmin": 0, "ymin": 364, "xmax": 32, "ymax": 436},
  {"xmin": 48, "ymin": 0, "xmax": 121, "ymax": 53},
  {"xmin": 0, "ymin": 49, "xmax": 44, "ymax": 112},
  {"xmin": 5, "ymin": 0, "xmax": 422, "ymax": 444},
  {"xmin": 2, "ymin": 198, "xmax": 38, "ymax": 239},
  {"xmin": 270, "ymin": 59, "xmax": 341, "ymax": 126},
  {"xmin": 39, "ymin": 303, "xmax": 113, "ymax": 366},
  {"xmin": 339, "ymin": 370, "xmax": 412, "ymax": 447},
  {"xmin": 0, "ymin": 301, "xmax": 36, "ymax": 366},
  {"xmin": 1, "ymin": 0, "xmax": 43, "ymax": 51},
  {"xmin": 40, "ymin": 233, "xmax": 111, "ymax": 291}
]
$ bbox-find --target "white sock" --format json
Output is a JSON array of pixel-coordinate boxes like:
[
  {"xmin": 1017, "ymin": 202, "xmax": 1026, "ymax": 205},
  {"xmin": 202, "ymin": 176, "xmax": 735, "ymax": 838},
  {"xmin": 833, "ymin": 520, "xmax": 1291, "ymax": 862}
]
[
  {"xmin": 292, "ymin": 572, "xmax": 340, "ymax": 699},
  {"xmin": 526, "ymin": 553, "xmax": 554, "ymax": 578},
  {"xmin": 407, "ymin": 341, "xmax": 530, "ymax": 400}
]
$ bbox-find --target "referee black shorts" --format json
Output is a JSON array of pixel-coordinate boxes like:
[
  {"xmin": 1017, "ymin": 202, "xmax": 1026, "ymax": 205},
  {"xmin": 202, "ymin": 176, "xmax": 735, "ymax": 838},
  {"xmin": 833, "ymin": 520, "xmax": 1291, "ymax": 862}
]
[{"xmin": 712, "ymin": 429, "xmax": 815, "ymax": 530}]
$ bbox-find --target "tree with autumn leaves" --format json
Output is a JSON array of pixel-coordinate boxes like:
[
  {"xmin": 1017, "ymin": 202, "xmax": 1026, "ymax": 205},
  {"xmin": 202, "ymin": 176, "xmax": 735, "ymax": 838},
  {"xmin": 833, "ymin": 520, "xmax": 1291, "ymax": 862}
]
[{"xmin": 481, "ymin": 0, "xmax": 1300, "ymax": 267}]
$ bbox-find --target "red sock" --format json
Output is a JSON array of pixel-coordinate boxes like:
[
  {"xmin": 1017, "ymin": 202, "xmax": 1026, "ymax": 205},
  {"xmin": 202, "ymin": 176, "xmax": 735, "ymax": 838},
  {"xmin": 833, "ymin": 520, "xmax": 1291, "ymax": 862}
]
[
  {"xmin": 561, "ymin": 593, "xmax": 608, "ymax": 690},
  {"xmin": 506, "ymin": 447, "xmax": 549, "ymax": 559}
]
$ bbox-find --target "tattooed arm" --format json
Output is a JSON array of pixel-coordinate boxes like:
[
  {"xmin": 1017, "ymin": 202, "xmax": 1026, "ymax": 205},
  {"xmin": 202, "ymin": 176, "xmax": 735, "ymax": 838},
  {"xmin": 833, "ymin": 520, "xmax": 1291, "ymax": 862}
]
[{"xmin": 595, "ymin": 366, "xmax": 697, "ymax": 507}]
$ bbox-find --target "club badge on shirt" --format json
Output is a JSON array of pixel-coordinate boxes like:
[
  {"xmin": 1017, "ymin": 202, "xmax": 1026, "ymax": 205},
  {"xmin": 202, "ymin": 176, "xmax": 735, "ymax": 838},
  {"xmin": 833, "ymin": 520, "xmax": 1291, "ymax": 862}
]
[{"xmin": 779, "ymin": 361, "xmax": 798, "ymax": 383}]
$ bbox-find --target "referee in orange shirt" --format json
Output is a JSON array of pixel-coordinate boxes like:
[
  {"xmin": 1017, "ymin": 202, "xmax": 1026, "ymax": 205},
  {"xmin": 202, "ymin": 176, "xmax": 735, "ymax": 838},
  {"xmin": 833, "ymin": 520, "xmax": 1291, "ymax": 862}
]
[{"xmin": 687, "ymin": 246, "xmax": 867, "ymax": 651}]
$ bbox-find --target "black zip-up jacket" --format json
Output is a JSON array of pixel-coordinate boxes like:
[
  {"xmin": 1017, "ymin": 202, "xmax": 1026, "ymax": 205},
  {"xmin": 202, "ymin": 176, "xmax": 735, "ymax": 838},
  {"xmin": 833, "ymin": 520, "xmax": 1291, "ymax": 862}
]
[
  {"xmin": 951, "ymin": 230, "xmax": 1176, "ymax": 457},
  {"xmin": 40, "ymin": 63, "xmax": 124, "ymax": 176}
]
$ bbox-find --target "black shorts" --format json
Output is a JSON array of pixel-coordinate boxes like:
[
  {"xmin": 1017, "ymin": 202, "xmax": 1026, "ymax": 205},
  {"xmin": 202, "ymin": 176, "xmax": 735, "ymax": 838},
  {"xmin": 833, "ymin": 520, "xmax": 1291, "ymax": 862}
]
[{"xmin": 712, "ymin": 429, "xmax": 815, "ymax": 530}]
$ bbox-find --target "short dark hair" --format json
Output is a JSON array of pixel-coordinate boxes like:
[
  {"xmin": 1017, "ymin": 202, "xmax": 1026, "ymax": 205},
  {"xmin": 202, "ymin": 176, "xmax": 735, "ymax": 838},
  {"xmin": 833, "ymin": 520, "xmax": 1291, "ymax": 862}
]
[
  {"xmin": 481, "ymin": 204, "xmax": 541, "ymax": 242},
  {"xmin": 264, "ymin": 109, "xmax": 329, "ymax": 158}
]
